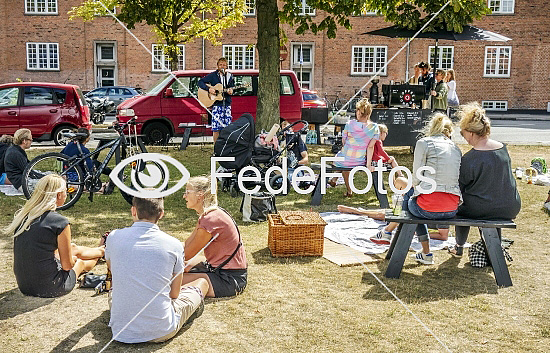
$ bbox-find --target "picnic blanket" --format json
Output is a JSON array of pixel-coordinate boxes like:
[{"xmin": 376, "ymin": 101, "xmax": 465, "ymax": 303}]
[
  {"xmin": 0, "ymin": 185, "xmax": 24, "ymax": 196},
  {"xmin": 320, "ymin": 212, "xmax": 464, "ymax": 255}
]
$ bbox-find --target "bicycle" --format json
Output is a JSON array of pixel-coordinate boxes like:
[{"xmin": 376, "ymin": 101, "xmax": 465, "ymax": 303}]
[
  {"xmin": 22, "ymin": 117, "xmax": 148, "ymax": 210},
  {"xmin": 323, "ymin": 91, "xmax": 344, "ymax": 112},
  {"xmin": 347, "ymin": 89, "xmax": 367, "ymax": 113}
]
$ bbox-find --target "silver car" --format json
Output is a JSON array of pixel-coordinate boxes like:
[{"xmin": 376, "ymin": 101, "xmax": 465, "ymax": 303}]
[{"xmin": 85, "ymin": 86, "xmax": 141, "ymax": 109}]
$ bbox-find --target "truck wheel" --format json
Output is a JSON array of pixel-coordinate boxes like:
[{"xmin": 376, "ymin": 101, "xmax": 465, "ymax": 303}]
[{"xmin": 143, "ymin": 122, "xmax": 170, "ymax": 145}]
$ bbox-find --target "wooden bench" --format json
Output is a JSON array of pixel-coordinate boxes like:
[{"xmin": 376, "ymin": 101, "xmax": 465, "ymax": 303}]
[
  {"xmin": 384, "ymin": 211, "xmax": 516, "ymax": 287},
  {"xmin": 309, "ymin": 164, "xmax": 390, "ymax": 208}
]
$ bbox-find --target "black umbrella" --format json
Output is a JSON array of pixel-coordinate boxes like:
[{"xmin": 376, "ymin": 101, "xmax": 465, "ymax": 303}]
[
  {"xmin": 363, "ymin": 24, "xmax": 511, "ymax": 42},
  {"xmin": 363, "ymin": 24, "xmax": 511, "ymax": 108}
]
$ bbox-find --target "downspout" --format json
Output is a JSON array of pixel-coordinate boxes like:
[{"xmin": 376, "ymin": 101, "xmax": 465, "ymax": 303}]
[{"xmin": 202, "ymin": 12, "xmax": 205, "ymax": 69}]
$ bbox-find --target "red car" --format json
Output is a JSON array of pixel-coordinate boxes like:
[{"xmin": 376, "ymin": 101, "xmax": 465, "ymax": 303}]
[
  {"xmin": 302, "ymin": 89, "xmax": 327, "ymax": 108},
  {"xmin": 117, "ymin": 70, "xmax": 303, "ymax": 144},
  {"xmin": 0, "ymin": 82, "xmax": 91, "ymax": 145}
]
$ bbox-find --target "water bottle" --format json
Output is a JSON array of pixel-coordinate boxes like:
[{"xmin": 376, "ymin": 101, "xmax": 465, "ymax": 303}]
[{"xmin": 393, "ymin": 194, "xmax": 403, "ymax": 216}]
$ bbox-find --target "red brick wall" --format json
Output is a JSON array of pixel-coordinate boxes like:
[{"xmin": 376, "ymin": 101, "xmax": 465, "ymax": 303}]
[{"xmin": 1, "ymin": 1, "xmax": 549, "ymax": 110}]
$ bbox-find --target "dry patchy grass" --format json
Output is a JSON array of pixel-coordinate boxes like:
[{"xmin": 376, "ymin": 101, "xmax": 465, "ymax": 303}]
[{"xmin": 0, "ymin": 144, "xmax": 549, "ymax": 352}]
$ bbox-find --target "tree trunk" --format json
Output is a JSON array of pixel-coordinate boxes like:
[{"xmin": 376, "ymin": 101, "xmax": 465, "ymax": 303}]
[{"xmin": 256, "ymin": 0, "xmax": 280, "ymax": 133}]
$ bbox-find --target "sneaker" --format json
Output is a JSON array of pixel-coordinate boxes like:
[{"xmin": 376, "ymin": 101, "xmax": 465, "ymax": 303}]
[
  {"xmin": 370, "ymin": 229, "xmax": 392, "ymax": 245},
  {"xmin": 183, "ymin": 300, "xmax": 204, "ymax": 327},
  {"xmin": 411, "ymin": 252, "xmax": 434, "ymax": 265},
  {"xmin": 103, "ymin": 180, "xmax": 115, "ymax": 195},
  {"xmin": 448, "ymin": 244, "xmax": 463, "ymax": 258}
]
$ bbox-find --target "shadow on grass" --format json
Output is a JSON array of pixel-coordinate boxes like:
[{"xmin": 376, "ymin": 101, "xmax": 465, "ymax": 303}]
[
  {"xmin": 361, "ymin": 256, "xmax": 499, "ymax": 302},
  {"xmin": 252, "ymin": 247, "xmax": 319, "ymax": 265},
  {"xmin": 50, "ymin": 310, "xmax": 183, "ymax": 352},
  {"xmin": 0, "ymin": 288, "xmax": 54, "ymax": 320}
]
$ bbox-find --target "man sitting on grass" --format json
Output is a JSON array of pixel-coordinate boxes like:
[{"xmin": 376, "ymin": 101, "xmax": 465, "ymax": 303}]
[{"xmin": 106, "ymin": 196, "xmax": 209, "ymax": 343}]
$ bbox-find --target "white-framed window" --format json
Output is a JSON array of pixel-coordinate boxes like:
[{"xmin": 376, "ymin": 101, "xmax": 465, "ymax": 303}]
[
  {"xmin": 293, "ymin": 45, "xmax": 312, "ymax": 65},
  {"xmin": 488, "ymin": 0, "xmax": 514, "ymax": 14},
  {"xmin": 484, "ymin": 46, "xmax": 511, "ymax": 77},
  {"xmin": 25, "ymin": 0, "xmax": 58, "ymax": 14},
  {"xmin": 299, "ymin": 0, "xmax": 315, "ymax": 16},
  {"xmin": 351, "ymin": 46, "xmax": 387, "ymax": 75},
  {"xmin": 26, "ymin": 42, "xmax": 59, "ymax": 70},
  {"xmin": 152, "ymin": 44, "xmax": 185, "ymax": 72},
  {"xmin": 428, "ymin": 46, "xmax": 454, "ymax": 69},
  {"xmin": 482, "ymin": 100, "xmax": 508, "ymax": 111},
  {"xmin": 223, "ymin": 45, "xmax": 255, "ymax": 69},
  {"xmin": 245, "ymin": 0, "xmax": 255, "ymax": 16}
]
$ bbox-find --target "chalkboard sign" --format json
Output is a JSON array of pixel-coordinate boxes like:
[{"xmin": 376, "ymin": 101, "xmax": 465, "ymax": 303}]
[{"xmin": 371, "ymin": 108, "xmax": 430, "ymax": 148}]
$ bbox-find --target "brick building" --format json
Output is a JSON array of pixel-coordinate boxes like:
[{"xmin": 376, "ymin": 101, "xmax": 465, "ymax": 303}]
[{"xmin": 1, "ymin": 0, "xmax": 549, "ymax": 111}]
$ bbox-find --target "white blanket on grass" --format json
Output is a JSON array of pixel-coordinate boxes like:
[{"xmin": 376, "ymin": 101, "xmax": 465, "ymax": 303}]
[
  {"xmin": 0, "ymin": 185, "xmax": 24, "ymax": 196},
  {"xmin": 320, "ymin": 212, "xmax": 463, "ymax": 255}
]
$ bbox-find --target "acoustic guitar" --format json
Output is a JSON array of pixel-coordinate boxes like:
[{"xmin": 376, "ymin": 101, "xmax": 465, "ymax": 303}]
[{"xmin": 198, "ymin": 82, "xmax": 250, "ymax": 108}]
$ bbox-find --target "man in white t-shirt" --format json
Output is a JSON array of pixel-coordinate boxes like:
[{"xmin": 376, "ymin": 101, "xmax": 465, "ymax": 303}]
[{"xmin": 106, "ymin": 196, "xmax": 209, "ymax": 343}]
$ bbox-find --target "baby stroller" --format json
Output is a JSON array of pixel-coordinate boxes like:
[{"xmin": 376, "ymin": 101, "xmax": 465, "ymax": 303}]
[{"xmin": 214, "ymin": 113, "xmax": 309, "ymax": 197}]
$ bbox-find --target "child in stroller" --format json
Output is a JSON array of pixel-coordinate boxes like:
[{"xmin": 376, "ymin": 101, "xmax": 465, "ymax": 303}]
[{"xmin": 213, "ymin": 113, "xmax": 310, "ymax": 196}]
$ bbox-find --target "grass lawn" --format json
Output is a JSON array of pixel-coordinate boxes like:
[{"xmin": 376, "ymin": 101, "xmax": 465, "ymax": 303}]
[{"xmin": 0, "ymin": 143, "xmax": 549, "ymax": 352}]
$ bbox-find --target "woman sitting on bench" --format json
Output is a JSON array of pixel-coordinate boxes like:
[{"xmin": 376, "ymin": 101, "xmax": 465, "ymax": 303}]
[
  {"xmin": 372, "ymin": 113, "xmax": 462, "ymax": 265},
  {"xmin": 448, "ymin": 102, "xmax": 521, "ymax": 257},
  {"xmin": 328, "ymin": 98, "xmax": 379, "ymax": 197}
]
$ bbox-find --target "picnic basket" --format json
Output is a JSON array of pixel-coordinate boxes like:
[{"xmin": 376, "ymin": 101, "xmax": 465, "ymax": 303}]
[{"xmin": 268, "ymin": 211, "xmax": 327, "ymax": 257}]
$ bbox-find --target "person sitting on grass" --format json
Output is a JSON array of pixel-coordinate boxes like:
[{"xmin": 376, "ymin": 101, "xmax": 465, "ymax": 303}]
[
  {"xmin": 105, "ymin": 196, "xmax": 208, "ymax": 343},
  {"xmin": 371, "ymin": 124, "xmax": 403, "ymax": 177},
  {"xmin": 182, "ymin": 175, "xmax": 247, "ymax": 298},
  {"xmin": 0, "ymin": 134, "xmax": 14, "ymax": 185},
  {"xmin": 545, "ymin": 190, "xmax": 550, "ymax": 213},
  {"xmin": 3, "ymin": 128, "xmax": 33, "ymax": 192},
  {"xmin": 61, "ymin": 128, "xmax": 115, "ymax": 194},
  {"xmin": 281, "ymin": 120, "xmax": 309, "ymax": 184},
  {"xmin": 5, "ymin": 174, "xmax": 104, "ymax": 297}
]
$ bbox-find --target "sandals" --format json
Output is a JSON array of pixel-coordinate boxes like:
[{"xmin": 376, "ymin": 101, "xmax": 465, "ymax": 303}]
[
  {"xmin": 448, "ymin": 244, "xmax": 464, "ymax": 258},
  {"xmin": 344, "ymin": 191, "xmax": 353, "ymax": 198},
  {"xmin": 328, "ymin": 180, "xmax": 337, "ymax": 188}
]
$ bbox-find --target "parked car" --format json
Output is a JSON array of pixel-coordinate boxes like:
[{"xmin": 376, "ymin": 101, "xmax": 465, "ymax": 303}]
[
  {"xmin": 0, "ymin": 82, "xmax": 91, "ymax": 145},
  {"xmin": 302, "ymin": 89, "xmax": 327, "ymax": 108},
  {"xmin": 116, "ymin": 70, "xmax": 303, "ymax": 144},
  {"xmin": 85, "ymin": 86, "xmax": 141, "ymax": 109}
]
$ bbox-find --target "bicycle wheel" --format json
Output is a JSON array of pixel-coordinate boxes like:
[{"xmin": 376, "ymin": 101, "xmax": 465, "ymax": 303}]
[
  {"xmin": 22, "ymin": 152, "xmax": 85, "ymax": 210},
  {"xmin": 117, "ymin": 156, "xmax": 167, "ymax": 205},
  {"xmin": 117, "ymin": 142, "xmax": 150, "ymax": 205},
  {"xmin": 333, "ymin": 99, "xmax": 343, "ymax": 111}
]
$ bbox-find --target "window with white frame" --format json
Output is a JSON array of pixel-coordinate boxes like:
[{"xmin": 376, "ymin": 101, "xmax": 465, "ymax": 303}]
[
  {"xmin": 245, "ymin": 0, "xmax": 255, "ymax": 16},
  {"xmin": 488, "ymin": 0, "xmax": 514, "ymax": 14},
  {"xmin": 482, "ymin": 100, "xmax": 508, "ymax": 111},
  {"xmin": 428, "ymin": 46, "xmax": 454, "ymax": 69},
  {"xmin": 25, "ymin": 0, "xmax": 57, "ymax": 14},
  {"xmin": 351, "ymin": 46, "xmax": 387, "ymax": 75},
  {"xmin": 26, "ymin": 43, "xmax": 59, "ymax": 70},
  {"xmin": 152, "ymin": 44, "xmax": 184, "ymax": 72},
  {"xmin": 223, "ymin": 45, "xmax": 255, "ymax": 69},
  {"xmin": 299, "ymin": 0, "xmax": 315, "ymax": 16},
  {"xmin": 484, "ymin": 46, "xmax": 511, "ymax": 77}
]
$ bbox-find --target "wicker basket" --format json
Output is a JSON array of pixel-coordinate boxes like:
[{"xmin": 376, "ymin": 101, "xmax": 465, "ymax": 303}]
[{"xmin": 268, "ymin": 211, "xmax": 327, "ymax": 257}]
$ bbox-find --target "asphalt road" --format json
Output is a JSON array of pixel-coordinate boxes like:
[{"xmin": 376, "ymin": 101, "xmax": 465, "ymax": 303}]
[{"xmin": 31, "ymin": 117, "xmax": 549, "ymax": 148}]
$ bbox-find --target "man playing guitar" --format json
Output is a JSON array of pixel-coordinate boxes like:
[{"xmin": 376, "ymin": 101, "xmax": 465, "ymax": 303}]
[{"xmin": 198, "ymin": 57, "xmax": 235, "ymax": 143}]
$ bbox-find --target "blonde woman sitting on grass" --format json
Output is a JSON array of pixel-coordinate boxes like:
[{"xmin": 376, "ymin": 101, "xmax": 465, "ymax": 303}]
[
  {"xmin": 182, "ymin": 176, "xmax": 247, "ymax": 298},
  {"xmin": 5, "ymin": 174, "xmax": 104, "ymax": 297}
]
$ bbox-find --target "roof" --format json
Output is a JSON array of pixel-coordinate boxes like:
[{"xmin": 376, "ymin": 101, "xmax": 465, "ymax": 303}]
[{"xmin": 0, "ymin": 82, "xmax": 80, "ymax": 89}]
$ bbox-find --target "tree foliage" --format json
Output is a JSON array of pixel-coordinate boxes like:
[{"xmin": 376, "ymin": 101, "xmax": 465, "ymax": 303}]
[
  {"xmin": 69, "ymin": 0, "xmax": 247, "ymax": 70},
  {"xmin": 280, "ymin": 0, "xmax": 490, "ymax": 38}
]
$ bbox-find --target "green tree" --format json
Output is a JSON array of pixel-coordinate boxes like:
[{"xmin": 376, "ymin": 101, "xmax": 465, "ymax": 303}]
[
  {"xmin": 255, "ymin": 0, "xmax": 490, "ymax": 131},
  {"xmin": 69, "ymin": 0, "xmax": 247, "ymax": 71}
]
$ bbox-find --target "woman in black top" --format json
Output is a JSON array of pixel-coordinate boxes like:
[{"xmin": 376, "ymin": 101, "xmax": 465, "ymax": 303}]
[
  {"xmin": 5, "ymin": 174, "xmax": 105, "ymax": 297},
  {"xmin": 448, "ymin": 102, "xmax": 521, "ymax": 257}
]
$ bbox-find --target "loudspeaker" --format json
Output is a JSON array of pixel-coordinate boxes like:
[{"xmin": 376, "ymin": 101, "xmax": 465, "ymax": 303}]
[{"xmin": 301, "ymin": 108, "xmax": 329, "ymax": 124}]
